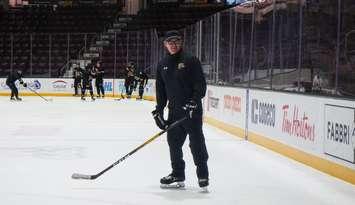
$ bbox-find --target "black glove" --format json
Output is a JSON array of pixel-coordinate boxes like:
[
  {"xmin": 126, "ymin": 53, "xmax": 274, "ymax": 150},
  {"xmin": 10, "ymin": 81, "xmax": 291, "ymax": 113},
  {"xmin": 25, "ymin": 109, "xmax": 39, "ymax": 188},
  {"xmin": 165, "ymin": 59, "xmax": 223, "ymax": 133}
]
[
  {"xmin": 23, "ymin": 83, "xmax": 27, "ymax": 87},
  {"xmin": 183, "ymin": 99, "xmax": 197, "ymax": 118},
  {"xmin": 152, "ymin": 109, "xmax": 168, "ymax": 130}
]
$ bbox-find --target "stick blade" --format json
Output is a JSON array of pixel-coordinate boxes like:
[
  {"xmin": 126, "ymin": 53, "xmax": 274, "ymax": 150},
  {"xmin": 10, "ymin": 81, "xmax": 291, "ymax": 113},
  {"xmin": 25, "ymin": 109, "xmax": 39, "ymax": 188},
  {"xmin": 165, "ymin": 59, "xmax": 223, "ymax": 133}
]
[{"xmin": 71, "ymin": 173, "xmax": 94, "ymax": 180}]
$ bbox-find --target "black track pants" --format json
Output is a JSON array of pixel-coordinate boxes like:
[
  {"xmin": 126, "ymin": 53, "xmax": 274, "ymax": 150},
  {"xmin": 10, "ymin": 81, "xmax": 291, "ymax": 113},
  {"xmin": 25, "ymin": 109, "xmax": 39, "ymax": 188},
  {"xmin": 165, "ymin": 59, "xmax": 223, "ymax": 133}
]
[{"xmin": 166, "ymin": 109, "xmax": 209, "ymax": 179}]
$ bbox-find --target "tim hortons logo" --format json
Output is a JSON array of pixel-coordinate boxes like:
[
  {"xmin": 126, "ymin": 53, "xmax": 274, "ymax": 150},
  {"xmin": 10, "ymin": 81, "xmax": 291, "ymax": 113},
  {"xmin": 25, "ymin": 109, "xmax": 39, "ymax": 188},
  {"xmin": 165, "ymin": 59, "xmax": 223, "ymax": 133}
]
[{"xmin": 281, "ymin": 105, "xmax": 315, "ymax": 142}]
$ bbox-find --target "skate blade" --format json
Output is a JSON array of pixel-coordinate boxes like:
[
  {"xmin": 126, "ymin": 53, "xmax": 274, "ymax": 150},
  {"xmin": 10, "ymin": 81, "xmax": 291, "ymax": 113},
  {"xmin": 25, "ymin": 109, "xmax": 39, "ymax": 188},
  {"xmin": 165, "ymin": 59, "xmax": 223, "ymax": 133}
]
[
  {"xmin": 160, "ymin": 182, "xmax": 185, "ymax": 189},
  {"xmin": 200, "ymin": 186, "xmax": 209, "ymax": 193}
]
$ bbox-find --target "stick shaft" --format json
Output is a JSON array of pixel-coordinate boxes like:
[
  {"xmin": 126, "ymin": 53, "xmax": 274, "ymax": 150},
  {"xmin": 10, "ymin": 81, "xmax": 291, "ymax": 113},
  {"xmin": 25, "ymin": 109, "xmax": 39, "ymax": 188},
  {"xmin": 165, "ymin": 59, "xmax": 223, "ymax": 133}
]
[
  {"xmin": 27, "ymin": 87, "xmax": 50, "ymax": 101},
  {"xmin": 74, "ymin": 117, "xmax": 187, "ymax": 180}
]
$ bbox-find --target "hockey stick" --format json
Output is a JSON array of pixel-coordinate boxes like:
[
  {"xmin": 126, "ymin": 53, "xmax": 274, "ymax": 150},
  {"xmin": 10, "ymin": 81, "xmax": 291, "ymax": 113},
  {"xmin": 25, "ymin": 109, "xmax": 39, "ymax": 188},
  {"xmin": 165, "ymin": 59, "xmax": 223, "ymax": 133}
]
[
  {"xmin": 27, "ymin": 87, "xmax": 52, "ymax": 102},
  {"xmin": 72, "ymin": 116, "xmax": 187, "ymax": 180}
]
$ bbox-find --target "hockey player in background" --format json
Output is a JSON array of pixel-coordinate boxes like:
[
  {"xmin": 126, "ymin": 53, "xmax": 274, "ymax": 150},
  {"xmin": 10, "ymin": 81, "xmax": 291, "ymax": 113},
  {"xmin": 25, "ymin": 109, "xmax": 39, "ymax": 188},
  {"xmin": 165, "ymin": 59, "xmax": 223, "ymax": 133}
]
[
  {"xmin": 6, "ymin": 70, "xmax": 27, "ymax": 101},
  {"xmin": 152, "ymin": 30, "xmax": 209, "ymax": 190},
  {"xmin": 94, "ymin": 61, "xmax": 105, "ymax": 98},
  {"xmin": 73, "ymin": 65, "xmax": 82, "ymax": 96},
  {"xmin": 124, "ymin": 62, "xmax": 136, "ymax": 98},
  {"xmin": 135, "ymin": 70, "xmax": 148, "ymax": 100},
  {"xmin": 81, "ymin": 62, "xmax": 96, "ymax": 101}
]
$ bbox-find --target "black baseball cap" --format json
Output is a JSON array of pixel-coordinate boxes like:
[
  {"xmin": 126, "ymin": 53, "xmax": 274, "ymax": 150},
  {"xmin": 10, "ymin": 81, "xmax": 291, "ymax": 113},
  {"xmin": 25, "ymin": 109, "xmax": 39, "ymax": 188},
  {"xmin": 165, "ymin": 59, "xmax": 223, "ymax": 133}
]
[{"xmin": 164, "ymin": 30, "xmax": 182, "ymax": 42}]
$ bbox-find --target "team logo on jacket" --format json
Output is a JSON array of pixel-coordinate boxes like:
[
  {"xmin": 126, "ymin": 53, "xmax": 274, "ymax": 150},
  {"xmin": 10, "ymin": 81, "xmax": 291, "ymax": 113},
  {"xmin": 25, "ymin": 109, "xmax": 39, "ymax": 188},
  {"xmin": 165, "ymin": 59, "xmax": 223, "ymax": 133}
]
[{"xmin": 178, "ymin": 63, "xmax": 185, "ymax": 70}]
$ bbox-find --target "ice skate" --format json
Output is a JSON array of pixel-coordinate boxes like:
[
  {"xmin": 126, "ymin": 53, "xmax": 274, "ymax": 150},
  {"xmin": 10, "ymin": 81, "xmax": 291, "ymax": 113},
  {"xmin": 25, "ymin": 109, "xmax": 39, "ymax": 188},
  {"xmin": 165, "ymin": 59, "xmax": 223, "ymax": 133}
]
[
  {"xmin": 15, "ymin": 97, "xmax": 22, "ymax": 101},
  {"xmin": 160, "ymin": 174, "xmax": 185, "ymax": 189},
  {"xmin": 198, "ymin": 178, "xmax": 209, "ymax": 193},
  {"xmin": 10, "ymin": 97, "xmax": 16, "ymax": 101},
  {"xmin": 81, "ymin": 96, "xmax": 86, "ymax": 101}
]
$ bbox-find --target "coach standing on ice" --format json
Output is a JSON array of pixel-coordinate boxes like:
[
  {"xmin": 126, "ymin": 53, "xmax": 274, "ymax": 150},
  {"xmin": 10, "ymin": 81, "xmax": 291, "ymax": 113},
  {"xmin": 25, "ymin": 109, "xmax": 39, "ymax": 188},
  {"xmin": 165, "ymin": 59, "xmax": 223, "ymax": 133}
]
[{"xmin": 152, "ymin": 30, "xmax": 209, "ymax": 190}]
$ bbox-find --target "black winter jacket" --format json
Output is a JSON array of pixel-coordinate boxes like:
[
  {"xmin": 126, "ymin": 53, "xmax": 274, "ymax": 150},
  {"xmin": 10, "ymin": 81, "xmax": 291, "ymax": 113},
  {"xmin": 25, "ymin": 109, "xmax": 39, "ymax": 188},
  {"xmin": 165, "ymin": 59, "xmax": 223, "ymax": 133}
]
[
  {"xmin": 155, "ymin": 50, "xmax": 206, "ymax": 112},
  {"xmin": 6, "ymin": 72, "xmax": 23, "ymax": 84}
]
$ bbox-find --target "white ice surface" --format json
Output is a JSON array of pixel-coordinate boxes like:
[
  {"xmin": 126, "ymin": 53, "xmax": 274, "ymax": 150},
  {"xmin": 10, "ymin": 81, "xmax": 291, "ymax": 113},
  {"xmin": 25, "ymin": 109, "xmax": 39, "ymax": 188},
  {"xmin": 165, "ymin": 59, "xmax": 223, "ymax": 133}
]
[{"xmin": 0, "ymin": 96, "xmax": 354, "ymax": 205}]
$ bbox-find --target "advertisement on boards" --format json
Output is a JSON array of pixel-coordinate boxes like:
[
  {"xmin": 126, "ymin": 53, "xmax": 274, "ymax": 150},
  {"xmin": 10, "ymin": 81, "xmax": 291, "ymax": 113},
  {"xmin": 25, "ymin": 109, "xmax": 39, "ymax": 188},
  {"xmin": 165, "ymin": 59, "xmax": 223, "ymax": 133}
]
[
  {"xmin": 103, "ymin": 81, "xmax": 113, "ymax": 92},
  {"xmin": 206, "ymin": 89, "xmax": 220, "ymax": 111},
  {"xmin": 0, "ymin": 79, "xmax": 10, "ymax": 91},
  {"xmin": 223, "ymin": 94, "xmax": 242, "ymax": 114},
  {"xmin": 0, "ymin": 78, "xmax": 43, "ymax": 92},
  {"xmin": 52, "ymin": 80, "xmax": 69, "ymax": 92},
  {"xmin": 251, "ymin": 98, "xmax": 276, "ymax": 127},
  {"xmin": 113, "ymin": 79, "xmax": 155, "ymax": 97},
  {"xmin": 324, "ymin": 104, "xmax": 355, "ymax": 163},
  {"xmin": 248, "ymin": 90, "xmax": 321, "ymax": 152},
  {"xmin": 203, "ymin": 86, "xmax": 245, "ymax": 129},
  {"xmin": 281, "ymin": 104, "xmax": 316, "ymax": 142}
]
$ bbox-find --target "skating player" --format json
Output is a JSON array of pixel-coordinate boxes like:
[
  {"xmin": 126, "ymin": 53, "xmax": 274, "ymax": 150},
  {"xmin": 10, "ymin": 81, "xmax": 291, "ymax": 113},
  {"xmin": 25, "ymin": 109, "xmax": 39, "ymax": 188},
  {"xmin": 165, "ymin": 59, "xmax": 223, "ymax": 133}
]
[
  {"xmin": 6, "ymin": 70, "xmax": 27, "ymax": 101},
  {"xmin": 81, "ymin": 62, "xmax": 96, "ymax": 101},
  {"xmin": 124, "ymin": 62, "xmax": 135, "ymax": 98},
  {"xmin": 73, "ymin": 65, "xmax": 82, "ymax": 96},
  {"xmin": 94, "ymin": 61, "xmax": 105, "ymax": 98},
  {"xmin": 135, "ymin": 71, "xmax": 148, "ymax": 100}
]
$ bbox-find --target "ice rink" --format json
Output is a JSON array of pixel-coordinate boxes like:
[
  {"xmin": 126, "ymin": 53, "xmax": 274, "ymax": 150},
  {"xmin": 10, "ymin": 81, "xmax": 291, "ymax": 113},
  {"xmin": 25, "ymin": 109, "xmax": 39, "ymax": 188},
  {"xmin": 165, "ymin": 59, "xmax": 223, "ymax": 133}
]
[{"xmin": 1, "ymin": 96, "xmax": 354, "ymax": 205}]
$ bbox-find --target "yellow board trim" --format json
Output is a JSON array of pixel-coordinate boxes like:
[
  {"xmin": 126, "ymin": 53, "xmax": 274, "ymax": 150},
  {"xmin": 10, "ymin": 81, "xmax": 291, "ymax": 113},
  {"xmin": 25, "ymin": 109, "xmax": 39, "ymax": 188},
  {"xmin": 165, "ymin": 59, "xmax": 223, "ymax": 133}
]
[
  {"xmin": 204, "ymin": 116, "xmax": 245, "ymax": 139},
  {"xmin": 204, "ymin": 116, "xmax": 355, "ymax": 185}
]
